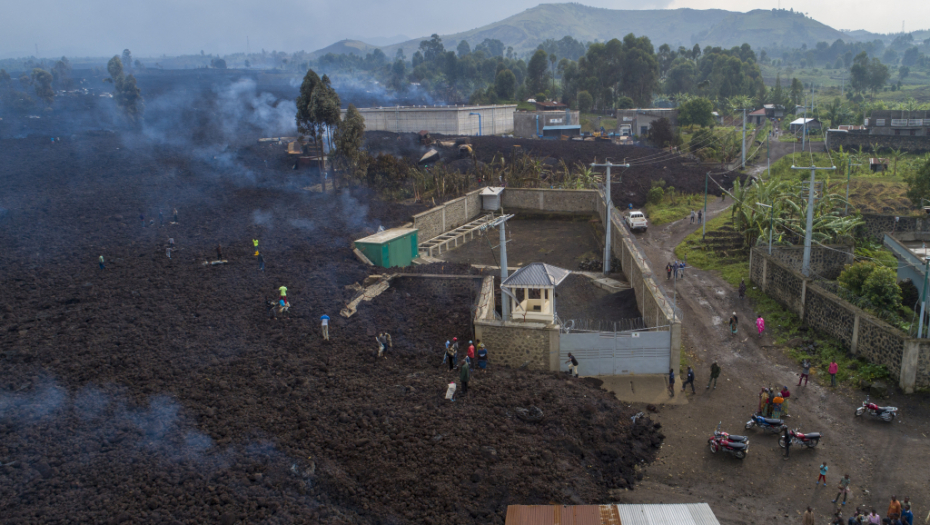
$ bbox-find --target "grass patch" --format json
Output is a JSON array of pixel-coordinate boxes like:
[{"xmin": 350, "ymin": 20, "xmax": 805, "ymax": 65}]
[
  {"xmin": 643, "ymin": 192, "xmax": 704, "ymax": 226},
  {"xmin": 674, "ymin": 212, "xmax": 890, "ymax": 387},
  {"xmin": 764, "ymin": 152, "xmax": 914, "ymax": 214}
]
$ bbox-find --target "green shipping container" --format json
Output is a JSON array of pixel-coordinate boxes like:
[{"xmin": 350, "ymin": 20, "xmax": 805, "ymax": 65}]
[{"xmin": 354, "ymin": 228, "xmax": 419, "ymax": 268}]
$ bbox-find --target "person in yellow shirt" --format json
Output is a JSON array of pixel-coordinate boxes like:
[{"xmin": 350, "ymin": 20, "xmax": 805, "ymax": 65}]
[
  {"xmin": 278, "ymin": 286, "xmax": 288, "ymax": 306},
  {"xmin": 253, "ymin": 239, "xmax": 259, "ymax": 256}
]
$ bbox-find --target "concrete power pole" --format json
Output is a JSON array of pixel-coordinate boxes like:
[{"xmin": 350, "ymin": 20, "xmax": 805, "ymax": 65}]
[
  {"xmin": 791, "ymin": 164, "xmax": 836, "ymax": 276},
  {"xmin": 741, "ymin": 108, "xmax": 747, "ymax": 169},
  {"xmin": 591, "ymin": 160, "xmax": 630, "ymax": 275},
  {"xmin": 500, "ymin": 219, "xmax": 509, "ymax": 320}
]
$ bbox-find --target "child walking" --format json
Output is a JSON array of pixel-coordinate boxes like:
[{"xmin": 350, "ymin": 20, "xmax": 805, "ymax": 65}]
[{"xmin": 816, "ymin": 462, "xmax": 828, "ymax": 486}]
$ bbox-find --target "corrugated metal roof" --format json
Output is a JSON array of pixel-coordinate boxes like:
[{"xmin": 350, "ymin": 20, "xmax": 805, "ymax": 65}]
[
  {"xmin": 355, "ymin": 228, "xmax": 417, "ymax": 244},
  {"xmin": 505, "ymin": 504, "xmax": 720, "ymax": 525},
  {"xmin": 502, "ymin": 263, "xmax": 571, "ymax": 288},
  {"xmin": 615, "ymin": 504, "xmax": 720, "ymax": 525},
  {"xmin": 505, "ymin": 505, "xmax": 606, "ymax": 525},
  {"xmin": 748, "ymin": 109, "xmax": 766, "ymax": 115}
]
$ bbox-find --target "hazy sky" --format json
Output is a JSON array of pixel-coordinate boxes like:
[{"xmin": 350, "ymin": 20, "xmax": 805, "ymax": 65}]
[{"xmin": 3, "ymin": 0, "xmax": 927, "ymax": 59}]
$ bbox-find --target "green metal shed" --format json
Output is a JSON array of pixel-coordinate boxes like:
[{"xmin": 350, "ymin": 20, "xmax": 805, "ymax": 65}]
[{"xmin": 354, "ymin": 228, "xmax": 419, "ymax": 268}]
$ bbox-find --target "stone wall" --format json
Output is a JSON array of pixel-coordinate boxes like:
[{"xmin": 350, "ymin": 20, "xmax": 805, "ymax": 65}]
[
  {"xmin": 750, "ymin": 246, "xmax": 928, "ymax": 392},
  {"xmin": 412, "ymin": 189, "xmax": 483, "ymax": 242},
  {"xmin": 859, "ymin": 214, "xmax": 930, "ymax": 242},
  {"xmin": 473, "ymin": 276, "xmax": 559, "ymax": 371},
  {"xmin": 826, "ymin": 130, "xmax": 930, "ymax": 154},
  {"xmin": 761, "ymin": 245, "xmax": 854, "ymax": 280},
  {"xmin": 501, "ymin": 188, "xmax": 598, "ymax": 214}
]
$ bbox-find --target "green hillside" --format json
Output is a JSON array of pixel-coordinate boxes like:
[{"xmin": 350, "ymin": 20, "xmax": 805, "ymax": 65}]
[
  {"xmin": 695, "ymin": 9, "xmax": 851, "ymax": 49},
  {"xmin": 309, "ymin": 39, "xmax": 381, "ymax": 59},
  {"xmin": 316, "ymin": 4, "xmax": 870, "ymax": 59}
]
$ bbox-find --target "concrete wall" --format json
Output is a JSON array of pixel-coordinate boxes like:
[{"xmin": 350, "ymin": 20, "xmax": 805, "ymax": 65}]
[
  {"xmin": 595, "ymin": 190, "xmax": 682, "ymax": 371},
  {"xmin": 826, "ymin": 130, "xmax": 930, "ymax": 154},
  {"xmin": 513, "ymin": 110, "xmax": 581, "ymax": 138},
  {"xmin": 348, "ymin": 105, "xmax": 517, "ymax": 136},
  {"xmin": 473, "ymin": 276, "xmax": 560, "ymax": 371},
  {"xmin": 501, "ymin": 188, "xmax": 599, "ymax": 214},
  {"xmin": 749, "ymin": 247, "xmax": 930, "ymax": 392},
  {"xmin": 412, "ymin": 189, "xmax": 484, "ymax": 242}
]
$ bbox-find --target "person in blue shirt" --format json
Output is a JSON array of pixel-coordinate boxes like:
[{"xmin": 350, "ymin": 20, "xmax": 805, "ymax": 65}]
[
  {"xmin": 320, "ymin": 314, "xmax": 330, "ymax": 341},
  {"xmin": 901, "ymin": 505, "xmax": 913, "ymax": 525}
]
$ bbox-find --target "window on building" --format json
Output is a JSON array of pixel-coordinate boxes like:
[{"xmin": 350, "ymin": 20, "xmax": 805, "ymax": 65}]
[
  {"xmin": 891, "ymin": 119, "xmax": 907, "ymax": 126},
  {"xmin": 909, "ymin": 119, "xmax": 923, "ymax": 126},
  {"xmin": 876, "ymin": 119, "xmax": 886, "ymax": 126}
]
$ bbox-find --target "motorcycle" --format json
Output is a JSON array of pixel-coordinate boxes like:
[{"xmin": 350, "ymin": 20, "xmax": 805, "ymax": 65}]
[
  {"xmin": 745, "ymin": 413, "xmax": 787, "ymax": 434},
  {"xmin": 714, "ymin": 429, "xmax": 749, "ymax": 443},
  {"xmin": 855, "ymin": 396, "xmax": 898, "ymax": 422},
  {"xmin": 778, "ymin": 426, "xmax": 822, "ymax": 449},
  {"xmin": 709, "ymin": 422, "xmax": 749, "ymax": 459}
]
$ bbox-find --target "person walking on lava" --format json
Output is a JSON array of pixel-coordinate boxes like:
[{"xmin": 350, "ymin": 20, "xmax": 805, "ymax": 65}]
[
  {"xmin": 278, "ymin": 285, "xmax": 288, "ymax": 307},
  {"xmin": 98, "ymin": 255, "xmax": 105, "ymax": 270},
  {"xmin": 565, "ymin": 353, "xmax": 579, "ymax": 378},
  {"xmin": 216, "ymin": 244, "xmax": 223, "ymax": 261},
  {"xmin": 320, "ymin": 314, "xmax": 330, "ymax": 341},
  {"xmin": 459, "ymin": 358, "xmax": 471, "ymax": 395},
  {"xmin": 446, "ymin": 338, "xmax": 458, "ymax": 371},
  {"xmin": 252, "ymin": 239, "xmax": 259, "ymax": 256},
  {"xmin": 707, "ymin": 361, "xmax": 721, "ymax": 389}
]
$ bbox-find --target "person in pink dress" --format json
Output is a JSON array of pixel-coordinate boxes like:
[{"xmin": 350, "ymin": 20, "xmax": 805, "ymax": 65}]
[
  {"xmin": 828, "ymin": 359, "xmax": 839, "ymax": 387},
  {"xmin": 755, "ymin": 315, "xmax": 765, "ymax": 338}
]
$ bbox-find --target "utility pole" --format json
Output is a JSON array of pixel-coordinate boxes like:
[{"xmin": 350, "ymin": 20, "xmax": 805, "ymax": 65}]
[
  {"xmin": 482, "ymin": 214, "xmax": 515, "ymax": 321},
  {"xmin": 741, "ymin": 108, "xmax": 747, "ymax": 168},
  {"xmin": 767, "ymin": 130, "xmax": 771, "ymax": 179},
  {"xmin": 591, "ymin": 159, "xmax": 630, "ymax": 275},
  {"xmin": 844, "ymin": 157, "xmax": 862, "ymax": 216},
  {"xmin": 802, "ymin": 90, "xmax": 808, "ymax": 150},
  {"xmin": 791, "ymin": 163, "xmax": 836, "ymax": 276},
  {"xmin": 702, "ymin": 172, "xmax": 710, "ymax": 240},
  {"xmin": 919, "ymin": 258, "xmax": 929, "ymax": 339}
]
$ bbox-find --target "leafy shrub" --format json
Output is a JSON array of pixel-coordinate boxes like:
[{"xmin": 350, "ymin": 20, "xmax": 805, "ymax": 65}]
[
  {"xmin": 838, "ymin": 261, "xmax": 876, "ymax": 295},
  {"xmin": 862, "ymin": 266, "xmax": 902, "ymax": 311}
]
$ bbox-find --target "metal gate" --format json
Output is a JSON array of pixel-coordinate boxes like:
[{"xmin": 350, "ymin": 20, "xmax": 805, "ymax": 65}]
[{"xmin": 559, "ymin": 324, "xmax": 670, "ymax": 375}]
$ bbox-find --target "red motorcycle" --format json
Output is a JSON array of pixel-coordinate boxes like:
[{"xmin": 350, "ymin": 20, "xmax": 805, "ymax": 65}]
[
  {"xmin": 855, "ymin": 396, "xmax": 898, "ymax": 422},
  {"xmin": 778, "ymin": 426, "xmax": 822, "ymax": 449},
  {"xmin": 709, "ymin": 422, "xmax": 749, "ymax": 459}
]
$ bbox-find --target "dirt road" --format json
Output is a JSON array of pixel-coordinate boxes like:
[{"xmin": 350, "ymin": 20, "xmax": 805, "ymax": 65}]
[{"xmin": 615, "ymin": 198, "xmax": 930, "ymax": 523}]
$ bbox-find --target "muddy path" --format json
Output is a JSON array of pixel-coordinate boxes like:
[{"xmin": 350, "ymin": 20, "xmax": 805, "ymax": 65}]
[{"xmin": 621, "ymin": 184, "xmax": 930, "ymax": 522}]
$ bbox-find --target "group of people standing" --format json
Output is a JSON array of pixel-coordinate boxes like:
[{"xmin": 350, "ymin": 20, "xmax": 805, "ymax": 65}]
[
  {"xmin": 665, "ymin": 260, "xmax": 686, "ymax": 280},
  {"xmin": 443, "ymin": 337, "xmax": 489, "ymax": 401},
  {"xmin": 804, "ymin": 494, "xmax": 915, "ymax": 525},
  {"xmin": 759, "ymin": 385, "xmax": 791, "ymax": 419},
  {"xmin": 689, "ymin": 209, "xmax": 704, "ymax": 224}
]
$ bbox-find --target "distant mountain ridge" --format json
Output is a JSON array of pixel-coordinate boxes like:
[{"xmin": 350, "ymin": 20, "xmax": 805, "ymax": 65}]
[{"xmin": 313, "ymin": 4, "xmax": 864, "ymax": 59}]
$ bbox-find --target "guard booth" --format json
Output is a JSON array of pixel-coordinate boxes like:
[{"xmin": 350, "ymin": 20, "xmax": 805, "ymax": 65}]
[
  {"xmin": 354, "ymin": 228, "xmax": 419, "ymax": 268},
  {"xmin": 501, "ymin": 263, "xmax": 571, "ymax": 323}
]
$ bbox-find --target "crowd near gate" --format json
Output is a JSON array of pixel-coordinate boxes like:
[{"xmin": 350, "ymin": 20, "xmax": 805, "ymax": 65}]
[{"xmin": 559, "ymin": 318, "xmax": 671, "ymax": 375}]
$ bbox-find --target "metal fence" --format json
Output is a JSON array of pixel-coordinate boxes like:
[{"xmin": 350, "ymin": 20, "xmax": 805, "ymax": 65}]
[{"xmin": 559, "ymin": 317, "xmax": 653, "ymax": 334}]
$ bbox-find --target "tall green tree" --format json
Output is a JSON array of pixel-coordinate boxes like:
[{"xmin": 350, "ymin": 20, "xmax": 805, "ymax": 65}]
[
  {"xmin": 620, "ymin": 34, "xmax": 659, "ymax": 107},
  {"xmin": 31, "ymin": 68, "xmax": 54, "ymax": 105},
  {"xmin": 849, "ymin": 51, "xmax": 870, "ymax": 94},
  {"xmin": 107, "ymin": 56, "xmax": 144, "ymax": 123},
  {"xmin": 526, "ymin": 49, "xmax": 549, "ymax": 97},
  {"xmin": 678, "ymin": 97, "xmax": 714, "ymax": 129},
  {"xmin": 771, "ymin": 73, "xmax": 786, "ymax": 107},
  {"xmin": 789, "ymin": 77, "xmax": 803, "ymax": 107},
  {"xmin": 333, "ymin": 104, "xmax": 367, "ymax": 188},
  {"xmin": 867, "ymin": 58, "xmax": 890, "ymax": 100},
  {"xmin": 456, "ymin": 40, "xmax": 471, "ymax": 57},
  {"xmin": 494, "ymin": 69, "xmax": 516, "ymax": 100}
]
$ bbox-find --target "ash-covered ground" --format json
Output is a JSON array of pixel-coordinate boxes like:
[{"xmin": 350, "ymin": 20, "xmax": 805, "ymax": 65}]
[{"xmin": 0, "ymin": 71, "xmax": 663, "ymax": 524}]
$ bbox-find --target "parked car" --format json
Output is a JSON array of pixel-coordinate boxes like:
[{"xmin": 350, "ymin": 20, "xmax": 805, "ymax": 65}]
[{"xmin": 625, "ymin": 211, "xmax": 648, "ymax": 232}]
